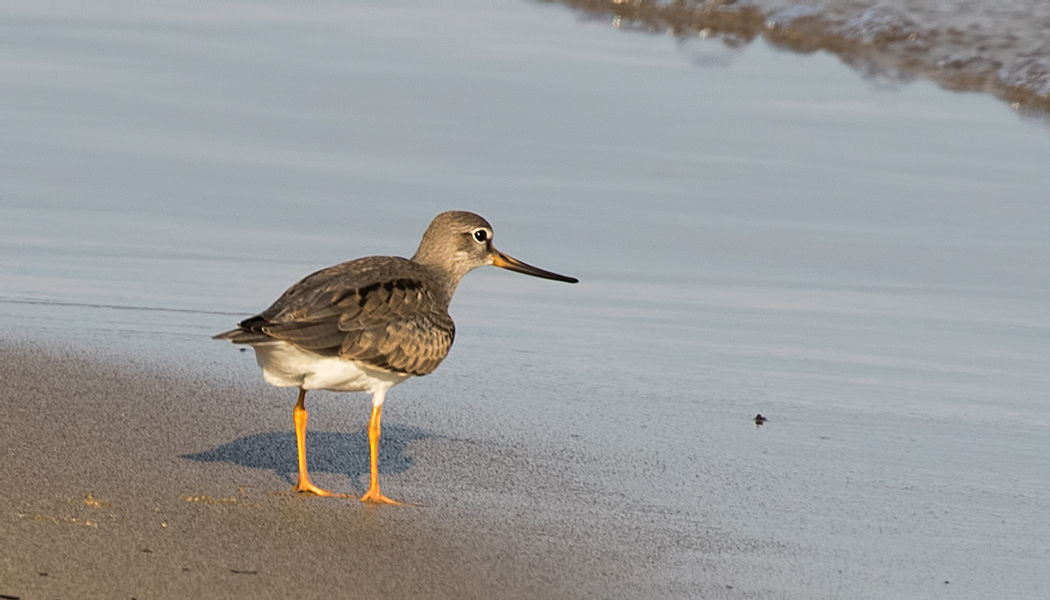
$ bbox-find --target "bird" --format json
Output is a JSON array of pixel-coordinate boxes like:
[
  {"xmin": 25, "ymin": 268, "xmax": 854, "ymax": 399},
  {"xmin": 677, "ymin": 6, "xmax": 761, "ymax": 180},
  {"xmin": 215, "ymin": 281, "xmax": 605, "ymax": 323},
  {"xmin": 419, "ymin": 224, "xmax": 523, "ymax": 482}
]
[{"xmin": 214, "ymin": 211, "xmax": 578, "ymax": 504}]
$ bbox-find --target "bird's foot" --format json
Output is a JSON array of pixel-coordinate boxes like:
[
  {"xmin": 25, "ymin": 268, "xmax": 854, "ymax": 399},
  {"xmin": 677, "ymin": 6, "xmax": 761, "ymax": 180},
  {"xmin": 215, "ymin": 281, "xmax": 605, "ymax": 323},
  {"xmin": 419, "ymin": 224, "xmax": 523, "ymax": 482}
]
[
  {"xmin": 294, "ymin": 480, "xmax": 350, "ymax": 498},
  {"xmin": 360, "ymin": 486, "xmax": 407, "ymax": 506}
]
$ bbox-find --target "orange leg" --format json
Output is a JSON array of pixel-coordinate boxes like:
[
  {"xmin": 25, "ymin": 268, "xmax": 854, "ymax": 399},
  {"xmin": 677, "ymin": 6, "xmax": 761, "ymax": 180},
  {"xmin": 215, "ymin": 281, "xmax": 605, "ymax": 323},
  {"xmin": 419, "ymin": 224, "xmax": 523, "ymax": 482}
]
[
  {"xmin": 292, "ymin": 388, "xmax": 346, "ymax": 497},
  {"xmin": 359, "ymin": 402, "xmax": 403, "ymax": 505}
]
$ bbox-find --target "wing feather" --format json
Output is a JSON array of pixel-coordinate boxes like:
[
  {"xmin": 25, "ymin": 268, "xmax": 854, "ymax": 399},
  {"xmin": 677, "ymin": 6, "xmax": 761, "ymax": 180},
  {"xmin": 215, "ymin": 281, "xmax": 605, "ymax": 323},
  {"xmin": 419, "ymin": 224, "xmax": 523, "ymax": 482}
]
[{"xmin": 217, "ymin": 257, "xmax": 455, "ymax": 376}]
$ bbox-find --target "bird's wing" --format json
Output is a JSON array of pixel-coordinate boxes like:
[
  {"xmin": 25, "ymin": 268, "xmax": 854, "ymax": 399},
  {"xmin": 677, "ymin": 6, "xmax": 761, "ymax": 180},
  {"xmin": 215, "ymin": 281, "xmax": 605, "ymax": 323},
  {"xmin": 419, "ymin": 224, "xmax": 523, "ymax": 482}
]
[{"xmin": 224, "ymin": 258, "xmax": 455, "ymax": 376}]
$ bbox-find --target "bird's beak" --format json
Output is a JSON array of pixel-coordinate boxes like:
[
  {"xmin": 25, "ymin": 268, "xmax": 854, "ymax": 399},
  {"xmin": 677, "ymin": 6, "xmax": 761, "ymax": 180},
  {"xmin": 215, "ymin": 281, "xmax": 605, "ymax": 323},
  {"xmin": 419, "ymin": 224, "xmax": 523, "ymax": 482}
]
[{"xmin": 491, "ymin": 250, "xmax": 579, "ymax": 283}]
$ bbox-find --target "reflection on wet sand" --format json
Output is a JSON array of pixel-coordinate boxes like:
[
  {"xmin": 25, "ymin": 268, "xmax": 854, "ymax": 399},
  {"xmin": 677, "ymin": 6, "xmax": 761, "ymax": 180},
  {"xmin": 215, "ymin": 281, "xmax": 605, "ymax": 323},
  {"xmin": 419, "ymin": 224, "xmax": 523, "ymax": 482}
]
[{"xmin": 547, "ymin": 0, "xmax": 1050, "ymax": 118}]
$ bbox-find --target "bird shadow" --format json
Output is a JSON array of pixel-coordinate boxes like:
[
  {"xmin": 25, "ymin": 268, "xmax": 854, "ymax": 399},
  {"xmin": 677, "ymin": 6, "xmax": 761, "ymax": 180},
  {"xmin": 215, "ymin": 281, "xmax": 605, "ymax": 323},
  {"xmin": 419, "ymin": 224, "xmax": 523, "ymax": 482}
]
[{"xmin": 180, "ymin": 424, "xmax": 435, "ymax": 494}]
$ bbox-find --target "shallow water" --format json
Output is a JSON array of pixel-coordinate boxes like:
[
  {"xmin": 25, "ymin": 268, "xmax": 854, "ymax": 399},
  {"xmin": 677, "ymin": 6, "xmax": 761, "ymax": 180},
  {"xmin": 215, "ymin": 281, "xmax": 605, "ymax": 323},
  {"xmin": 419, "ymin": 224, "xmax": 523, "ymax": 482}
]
[{"xmin": 3, "ymin": 0, "xmax": 1050, "ymax": 597}]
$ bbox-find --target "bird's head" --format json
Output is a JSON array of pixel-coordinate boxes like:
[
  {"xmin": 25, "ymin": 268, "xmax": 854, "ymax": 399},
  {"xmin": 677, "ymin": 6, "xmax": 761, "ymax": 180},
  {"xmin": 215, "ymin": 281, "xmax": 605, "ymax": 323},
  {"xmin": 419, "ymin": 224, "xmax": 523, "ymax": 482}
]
[{"xmin": 412, "ymin": 211, "xmax": 578, "ymax": 295}]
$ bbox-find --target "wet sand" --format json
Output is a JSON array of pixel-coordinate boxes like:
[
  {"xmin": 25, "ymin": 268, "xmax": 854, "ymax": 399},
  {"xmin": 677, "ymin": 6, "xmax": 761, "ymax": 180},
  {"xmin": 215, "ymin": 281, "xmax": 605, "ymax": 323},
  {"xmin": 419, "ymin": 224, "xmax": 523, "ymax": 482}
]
[
  {"xmin": 0, "ymin": 341, "xmax": 757, "ymax": 599},
  {"xmin": 1, "ymin": 341, "xmax": 612, "ymax": 598}
]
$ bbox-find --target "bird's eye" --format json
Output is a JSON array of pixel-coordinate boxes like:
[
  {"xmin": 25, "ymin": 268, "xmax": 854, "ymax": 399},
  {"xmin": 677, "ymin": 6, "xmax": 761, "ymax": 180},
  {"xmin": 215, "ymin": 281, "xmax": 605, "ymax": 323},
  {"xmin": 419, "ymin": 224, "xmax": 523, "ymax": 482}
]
[{"xmin": 473, "ymin": 229, "xmax": 489, "ymax": 243}]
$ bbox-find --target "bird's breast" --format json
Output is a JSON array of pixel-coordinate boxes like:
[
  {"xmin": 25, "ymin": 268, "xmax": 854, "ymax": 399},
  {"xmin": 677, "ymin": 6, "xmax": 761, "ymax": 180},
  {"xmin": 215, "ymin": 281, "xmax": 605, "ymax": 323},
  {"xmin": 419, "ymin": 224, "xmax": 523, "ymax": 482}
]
[{"xmin": 251, "ymin": 341, "xmax": 410, "ymax": 393}]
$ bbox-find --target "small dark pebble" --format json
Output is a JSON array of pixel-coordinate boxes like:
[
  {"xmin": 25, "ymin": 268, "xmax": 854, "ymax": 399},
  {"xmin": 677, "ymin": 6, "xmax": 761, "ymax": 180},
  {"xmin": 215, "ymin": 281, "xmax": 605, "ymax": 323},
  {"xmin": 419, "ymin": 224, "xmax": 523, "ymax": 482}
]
[
  {"xmin": 753, "ymin": 414, "xmax": 767, "ymax": 426},
  {"xmin": 944, "ymin": 581, "xmax": 950, "ymax": 584},
  {"xmin": 38, "ymin": 572, "xmax": 47, "ymax": 576},
  {"xmin": 726, "ymin": 584, "xmax": 733, "ymax": 589},
  {"xmin": 1, "ymin": 594, "xmax": 21, "ymax": 600},
  {"xmin": 141, "ymin": 549, "xmax": 153, "ymax": 553},
  {"xmin": 231, "ymin": 569, "xmax": 258, "ymax": 575}
]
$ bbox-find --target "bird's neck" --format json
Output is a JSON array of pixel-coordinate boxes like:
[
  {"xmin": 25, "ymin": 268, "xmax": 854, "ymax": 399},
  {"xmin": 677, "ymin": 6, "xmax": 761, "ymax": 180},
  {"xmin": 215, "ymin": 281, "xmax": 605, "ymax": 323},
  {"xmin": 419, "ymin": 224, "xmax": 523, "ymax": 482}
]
[{"xmin": 412, "ymin": 255, "xmax": 468, "ymax": 304}]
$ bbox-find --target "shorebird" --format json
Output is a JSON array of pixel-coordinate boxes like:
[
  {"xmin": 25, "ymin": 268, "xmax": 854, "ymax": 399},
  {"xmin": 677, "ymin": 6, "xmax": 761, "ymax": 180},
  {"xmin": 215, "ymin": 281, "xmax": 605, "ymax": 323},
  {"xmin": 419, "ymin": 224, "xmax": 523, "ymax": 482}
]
[{"xmin": 214, "ymin": 211, "xmax": 577, "ymax": 504}]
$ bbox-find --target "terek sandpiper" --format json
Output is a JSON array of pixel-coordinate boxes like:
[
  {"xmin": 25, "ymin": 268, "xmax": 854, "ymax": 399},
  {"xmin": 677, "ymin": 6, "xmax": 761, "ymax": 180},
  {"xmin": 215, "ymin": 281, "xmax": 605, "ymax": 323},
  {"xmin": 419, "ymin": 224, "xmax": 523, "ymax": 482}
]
[{"xmin": 214, "ymin": 211, "xmax": 577, "ymax": 504}]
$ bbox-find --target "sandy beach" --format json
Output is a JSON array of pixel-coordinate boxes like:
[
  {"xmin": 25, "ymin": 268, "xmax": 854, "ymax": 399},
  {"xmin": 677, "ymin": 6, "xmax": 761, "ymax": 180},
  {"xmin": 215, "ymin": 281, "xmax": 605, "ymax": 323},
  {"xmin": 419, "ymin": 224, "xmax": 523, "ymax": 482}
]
[{"xmin": 3, "ymin": 341, "xmax": 705, "ymax": 599}]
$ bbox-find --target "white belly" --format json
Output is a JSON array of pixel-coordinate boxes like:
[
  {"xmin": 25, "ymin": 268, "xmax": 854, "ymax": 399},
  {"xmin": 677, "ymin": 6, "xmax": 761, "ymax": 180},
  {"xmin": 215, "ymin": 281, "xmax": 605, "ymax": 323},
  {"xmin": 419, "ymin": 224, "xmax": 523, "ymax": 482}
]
[{"xmin": 250, "ymin": 341, "xmax": 410, "ymax": 395}]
